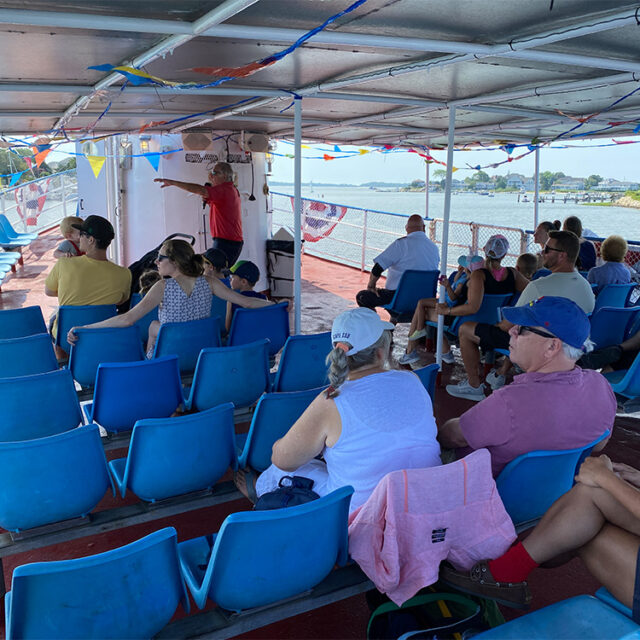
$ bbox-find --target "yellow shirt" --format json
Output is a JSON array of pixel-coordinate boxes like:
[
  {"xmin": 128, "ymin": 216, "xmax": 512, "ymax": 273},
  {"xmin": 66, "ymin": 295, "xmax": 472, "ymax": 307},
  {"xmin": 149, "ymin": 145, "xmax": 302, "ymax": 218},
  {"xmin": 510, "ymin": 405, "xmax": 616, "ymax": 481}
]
[{"xmin": 46, "ymin": 256, "xmax": 132, "ymax": 335}]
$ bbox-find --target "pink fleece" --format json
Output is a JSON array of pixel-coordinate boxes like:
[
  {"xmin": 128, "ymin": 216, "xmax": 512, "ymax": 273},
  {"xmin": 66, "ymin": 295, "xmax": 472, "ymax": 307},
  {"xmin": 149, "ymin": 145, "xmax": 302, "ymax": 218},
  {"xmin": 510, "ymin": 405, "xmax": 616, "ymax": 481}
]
[{"xmin": 348, "ymin": 449, "xmax": 516, "ymax": 605}]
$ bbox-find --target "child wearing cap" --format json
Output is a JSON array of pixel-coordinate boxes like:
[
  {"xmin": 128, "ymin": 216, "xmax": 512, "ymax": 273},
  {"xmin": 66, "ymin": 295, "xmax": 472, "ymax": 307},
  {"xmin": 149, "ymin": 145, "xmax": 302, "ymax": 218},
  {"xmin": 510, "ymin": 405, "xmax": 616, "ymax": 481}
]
[
  {"xmin": 53, "ymin": 216, "xmax": 85, "ymax": 259},
  {"xmin": 225, "ymin": 260, "xmax": 267, "ymax": 330},
  {"xmin": 201, "ymin": 247, "xmax": 230, "ymax": 286},
  {"xmin": 399, "ymin": 254, "xmax": 484, "ymax": 365}
]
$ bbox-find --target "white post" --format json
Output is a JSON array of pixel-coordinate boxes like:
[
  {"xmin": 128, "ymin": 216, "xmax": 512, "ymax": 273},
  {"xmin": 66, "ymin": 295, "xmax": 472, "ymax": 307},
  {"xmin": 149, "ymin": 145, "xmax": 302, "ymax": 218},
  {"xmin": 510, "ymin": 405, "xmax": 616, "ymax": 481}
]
[
  {"xmin": 533, "ymin": 146, "xmax": 540, "ymax": 230},
  {"xmin": 293, "ymin": 97, "xmax": 302, "ymax": 335},
  {"xmin": 425, "ymin": 160, "xmax": 430, "ymax": 219},
  {"xmin": 436, "ymin": 107, "xmax": 456, "ymax": 367},
  {"xmin": 61, "ymin": 174, "xmax": 67, "ymax": 217}
]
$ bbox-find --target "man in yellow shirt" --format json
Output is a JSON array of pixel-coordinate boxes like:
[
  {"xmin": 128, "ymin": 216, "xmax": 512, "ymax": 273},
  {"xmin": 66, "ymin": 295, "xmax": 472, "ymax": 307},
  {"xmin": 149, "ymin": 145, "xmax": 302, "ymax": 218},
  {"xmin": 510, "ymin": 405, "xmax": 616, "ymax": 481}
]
[{"xmin": 45, "ymin": 215, "xmax": 131, "ymax": 346}]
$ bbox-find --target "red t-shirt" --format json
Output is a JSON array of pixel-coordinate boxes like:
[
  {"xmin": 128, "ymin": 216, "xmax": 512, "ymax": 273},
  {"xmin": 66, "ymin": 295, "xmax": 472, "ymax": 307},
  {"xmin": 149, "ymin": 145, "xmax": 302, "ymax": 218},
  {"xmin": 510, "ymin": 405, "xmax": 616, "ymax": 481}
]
[{"xmin": 205, "ymin": 182, "xmax": 242, "ymax": 242}]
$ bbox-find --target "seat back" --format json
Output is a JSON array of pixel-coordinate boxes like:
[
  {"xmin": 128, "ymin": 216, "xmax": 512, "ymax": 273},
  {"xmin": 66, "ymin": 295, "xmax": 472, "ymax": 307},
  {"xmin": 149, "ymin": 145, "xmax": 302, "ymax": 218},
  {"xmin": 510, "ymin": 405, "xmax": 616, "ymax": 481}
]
[
  {"xmin": 0, "ymin": 369, "xmax": 83, "ymax": 442},
  {"xmin": 0, "ymin": 306, "xmax": 46, "ymax": 339},
  {"xmin": 188, "ymin": 340, "xmax": 270, "ymax": 412},
  {"xmin": 0, "ymin": 425, "xmax": 112, "ymax": 532},
  {"xmin": 496, "ymin": 433, "xmax": 609, "ymax": 527},
  {"xmin": 56, "ymin": 305, "xmax": 118, "ymax": 354},
  {"xmin": 120, "ymin": 404, "xmax": 237, "ymax": 502},
  {"xmin": 382, "ymin": 270, "xmax": 439, "ymax": 315},
  {"xmin": 606, "ymin": 351, "xmax": 640, "ymax": 398},
  {"xmin": 153, "ymin": 316, "xmax": 221, "ymax": 374},
  {"xmin": 68, "ymin": 326, "xmax": 145, "ymax": 388},
  {"xmin": 89, "ymin": 355, "xmax": 183, "ymax": 433},
  {"xmin": 450, "ymin": 294, "xmax": 513, "ymax": 335},
  {"xmin": 130, "ymin": 292, "xmax": 159, "ymax": 347},
  {"xmin": 272, "ymin": 332, "xmax": 332, "ymax": 392},
  {"xmin": 210, "ymin": 294, "xmax": 227, "ymax": 326},
  {"xmin": 589, "ymin": 306, "xmax": 640, "ymax": 350},
  {"xmin": 238, "ymin": 388, "xmax": 322, "ymax": 471},
  {"xmin": 193, "ymin": 487, "xmax": 352, "ymax": 611},
  {"xmin": 413, "ymin": 363, "xmax": 439, "ymax": 404},
  {"xmin": 0, "ymin": 214, "xmax": 34, "ymax": 240},
  {"xmin": 6, "ymin": 527, "xmax": 188, "ymax": 640},
  {"xmin": 593, "ymin": 283, "xmax": 637, "ymax": 314},
  {"xmin": 228, "ymin": 302, "xmax": 290, "ymax": 356},
  {"xmin": 0, "ymin": 334, "xmax": 58, "ymax": 379}
]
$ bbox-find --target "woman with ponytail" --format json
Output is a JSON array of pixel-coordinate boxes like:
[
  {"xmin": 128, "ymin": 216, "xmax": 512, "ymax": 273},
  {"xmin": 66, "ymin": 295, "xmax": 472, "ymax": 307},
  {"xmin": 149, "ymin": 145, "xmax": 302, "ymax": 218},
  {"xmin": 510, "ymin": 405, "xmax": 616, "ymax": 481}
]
[
  {"xmin": 67, "ymin": 239, "xmax": 271, "ymax": 355},
  {"xmin": 242, "ymin": 308, "xmax": 441, "ymax": 512}
]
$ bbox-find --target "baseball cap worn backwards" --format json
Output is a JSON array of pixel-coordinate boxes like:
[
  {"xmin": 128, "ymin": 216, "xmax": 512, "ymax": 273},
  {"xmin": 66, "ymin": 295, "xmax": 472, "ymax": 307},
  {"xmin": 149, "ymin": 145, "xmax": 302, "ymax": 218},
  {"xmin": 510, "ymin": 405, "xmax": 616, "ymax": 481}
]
[
  {"xmin": 502, "ymin": 296, "xmax": 590, "ymax": 349},
  {"xmin": 71, "ymin": 215, "xmax": 115, "ymax": 243},
  {"xmin": 230, "ymin": 260, "xmax": 260, "ymax": 284},
  {"xmin": 202, "ymin": 248, "xmax": 228, "ymax": 271},
  {"xmin": 458, "ymin": 254, "xmax": 484, "ymax": 271},
  {"xmin": 331, "ymin": 308, "xmax": 394, "ymax": 356},
  {"xmin": 483, "ymin": 234, "xmax": 509, "ymax": 259}
]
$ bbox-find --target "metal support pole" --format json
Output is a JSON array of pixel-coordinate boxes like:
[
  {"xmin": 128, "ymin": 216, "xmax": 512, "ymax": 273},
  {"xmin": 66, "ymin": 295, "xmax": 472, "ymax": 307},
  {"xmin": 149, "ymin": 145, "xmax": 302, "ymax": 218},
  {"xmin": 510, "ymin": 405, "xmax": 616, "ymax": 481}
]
[
  {"xmin": 61, "ymin": 174, "xmax": 67, "ymax": 217},
  {"xmin": 293, "ymin": 97, "xmax": 302, "ymax": 335},
  {"xmin": 424, "ymin": 160, "xmax": 430, "ymax": 219},
  {"xmin": 533, "ymin": 146, "xmax": 540, "ymax": 230},
  {"xmin": 436, "ymin": 107, "xmax": 456, "ymax": 367},
  {"xmin": 361, "ymin": 210, "xmax": 368, "ymax": 272}
]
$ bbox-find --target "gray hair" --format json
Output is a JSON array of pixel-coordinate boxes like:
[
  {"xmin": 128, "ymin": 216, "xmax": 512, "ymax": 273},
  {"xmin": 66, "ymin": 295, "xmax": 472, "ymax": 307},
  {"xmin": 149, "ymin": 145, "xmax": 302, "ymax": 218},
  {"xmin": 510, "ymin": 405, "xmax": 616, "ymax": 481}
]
[
  {"xmin": 562, "ymin": 337, "xmax": 594, "ymax": 361},
  {"xmin": 326, "ymin": 330, "xmax": 392, "ymax": 397}
]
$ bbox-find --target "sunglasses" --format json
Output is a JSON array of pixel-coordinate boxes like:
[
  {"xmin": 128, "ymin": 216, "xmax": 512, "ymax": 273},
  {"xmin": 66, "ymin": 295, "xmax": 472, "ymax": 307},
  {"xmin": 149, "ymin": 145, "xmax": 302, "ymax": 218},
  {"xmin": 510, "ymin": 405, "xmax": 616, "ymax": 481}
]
[
  {"xmin": 543, "ymin": 245, "xmax": 564, "ymax": 254},
  {"xmin": 156, "ymin": 254, "xmax": 171, "ymax": 262},
  {"xmin": 517, "ymin": 325, "xmax": 556, "ymax": 339}
]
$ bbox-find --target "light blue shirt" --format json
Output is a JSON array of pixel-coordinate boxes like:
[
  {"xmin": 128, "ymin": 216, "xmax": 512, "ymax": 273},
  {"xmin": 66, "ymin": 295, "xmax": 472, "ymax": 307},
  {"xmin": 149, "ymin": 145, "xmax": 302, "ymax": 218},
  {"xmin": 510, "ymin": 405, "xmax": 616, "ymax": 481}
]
[{"xmin": 587, "ymin": 262, "xmax": 631, "ymax": 290}]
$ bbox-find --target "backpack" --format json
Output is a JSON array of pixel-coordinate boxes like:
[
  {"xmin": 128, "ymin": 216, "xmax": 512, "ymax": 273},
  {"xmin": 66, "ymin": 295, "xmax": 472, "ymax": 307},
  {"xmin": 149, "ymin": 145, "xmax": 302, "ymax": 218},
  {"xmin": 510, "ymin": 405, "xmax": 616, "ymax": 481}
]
[{"xmin": 254, "ymin": 475, "xmax": 319, "ymax": 510}]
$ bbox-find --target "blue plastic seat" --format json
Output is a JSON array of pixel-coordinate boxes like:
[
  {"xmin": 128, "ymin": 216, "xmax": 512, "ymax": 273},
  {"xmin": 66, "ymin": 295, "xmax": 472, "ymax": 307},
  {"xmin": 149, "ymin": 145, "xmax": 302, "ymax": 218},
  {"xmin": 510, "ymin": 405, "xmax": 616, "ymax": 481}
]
[
  {"xmin": 471, "ymin": 595, "xmax": 639, "ymax": 639},
  {"xmin": 382, "ymin": 269, "xmax": 439, "ymax": 322},
  {"xmin": 448, "ymin": 294, "xmax": 514, "ymax": 335},
  {"xmin": 0, "ymin": 224, "xmax": 31, "ymax": 249},
  {"xmin": 185, "ymin": 339, "xmax": 270, "ymax": 412},
  {"xmin": 593, "ymin": 283, "xmax": 637, "ymax": 314},
  {"xmin": 109, "ymin": 403, "xmax": 237, "ymax": 502},
  {"xmin": 0, "ymin": 425, "xmax": 113, "ymax": 531},
  {"xmin": 83, "ymin": 355, "xmax": 184, "ymax": 434},
  {"xmin": 211, "ymin": 293, "xmax": 227, "ymax": 326},
  {"xmin": 596, "ymin": 587, "xmax": 633, "ymax": 619},
  {"xmin": 0, "ymin": 333, "xmax": 58, "ymax": 379},
  {"xmin": 129, "ymin": 292, "xmax": 159, "ymax": 347},
  {"xmin": 0, "ymin": 369, "xmax": 83, "ymax": 442},
  {"xmin": 604, "ymin": 351, "xmax": 640, "ymax": 400},
  {"xmin": 228, "ymin": 301, "xmax": 290, "ymax": 357},
  {"xmin": 68, "ymin": 326, "xmax": 145, "ymax": 388},
  {"xmin": 496, "ymin": 431, "xmax": 610, "ymax": 530},
  {"xmin": 0, "ymin": 214, "xmax": 38, "ymax": 241},
  {"xmin": 413, "ymin": 363, "xmax": 439, "ymax": 403},
  {"xmin": 271, "ymin": 332, "xmax": 332, "ymax": 392},
  {"xmin": 5, "ymin": 527, "xmax": 189, "ymax": 640},
  {"xmin": 56, "ymin": 304, "xmax": 118, "ymax": 355},
  {"xmin": 589, "ymin": 306, "xmax": 640, "ymax": 350},
  {"xmin": 152, "ymin": 316, "xmax": 221, "ymax": 375},
  {"xmin": 178, "ymin": 486, "xmax": 353, "ymax": 611},
  {"xmin": 237, "ymin": 387, "xmax": 322, "ymax": 472},
  {"xmin": 0, "ymin": 305, "xmax": 47, "ymax": 339}
]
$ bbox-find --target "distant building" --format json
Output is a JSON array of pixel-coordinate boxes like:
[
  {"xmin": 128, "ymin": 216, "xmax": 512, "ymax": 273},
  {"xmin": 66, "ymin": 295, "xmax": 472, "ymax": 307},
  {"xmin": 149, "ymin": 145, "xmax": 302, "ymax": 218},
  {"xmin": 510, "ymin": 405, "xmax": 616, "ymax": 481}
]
[
  {"xmin": 553, "ymin": 176, "xmax": 585, "ymax": 190},
  {"xmin": 594, "ymin": 178, "xmax": 639, "ymax": 191},
  {"xmin": 505, "ymin": 173, "xmax": 525, "ymax": 189},
  {"xmin": 474, "ymin": 181, "xmax": 494, "ymax": 190}
]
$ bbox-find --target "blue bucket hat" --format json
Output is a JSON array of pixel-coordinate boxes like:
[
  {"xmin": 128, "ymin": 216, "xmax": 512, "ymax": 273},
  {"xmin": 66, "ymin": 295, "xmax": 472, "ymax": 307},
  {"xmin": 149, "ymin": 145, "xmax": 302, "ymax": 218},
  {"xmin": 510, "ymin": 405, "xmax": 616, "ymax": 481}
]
[{"xmin": 502, "ymin": 296, "xmax": 590, "ymax": 349}]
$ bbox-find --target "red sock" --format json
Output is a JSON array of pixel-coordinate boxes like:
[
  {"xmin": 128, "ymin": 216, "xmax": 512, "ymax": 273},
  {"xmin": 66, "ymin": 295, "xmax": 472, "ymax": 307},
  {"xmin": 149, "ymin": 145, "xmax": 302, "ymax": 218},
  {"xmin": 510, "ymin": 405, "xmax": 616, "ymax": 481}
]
[{"xmin": 488, "ymin": 542, "xmax": 539, "ymax": 583}]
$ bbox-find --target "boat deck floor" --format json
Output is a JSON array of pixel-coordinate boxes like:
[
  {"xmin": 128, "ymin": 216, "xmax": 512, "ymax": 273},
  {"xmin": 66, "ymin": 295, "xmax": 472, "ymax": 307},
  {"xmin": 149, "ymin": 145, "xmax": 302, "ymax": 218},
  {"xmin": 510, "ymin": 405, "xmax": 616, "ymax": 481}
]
[{"xmin": 1, "ymin": 232, "xmax": 639, "ymax": 637}]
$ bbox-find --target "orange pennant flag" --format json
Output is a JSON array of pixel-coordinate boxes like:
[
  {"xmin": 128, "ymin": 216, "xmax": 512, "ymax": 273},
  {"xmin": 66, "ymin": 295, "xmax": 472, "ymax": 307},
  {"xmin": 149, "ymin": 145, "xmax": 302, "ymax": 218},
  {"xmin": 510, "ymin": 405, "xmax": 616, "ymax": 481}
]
[
  {"xmin": 34, "ymin": 149, "xmax": 51, "ymax": 167},
  {"xmin": 323, "ymin": 154, "xmax": 335, "ymax": 161}
]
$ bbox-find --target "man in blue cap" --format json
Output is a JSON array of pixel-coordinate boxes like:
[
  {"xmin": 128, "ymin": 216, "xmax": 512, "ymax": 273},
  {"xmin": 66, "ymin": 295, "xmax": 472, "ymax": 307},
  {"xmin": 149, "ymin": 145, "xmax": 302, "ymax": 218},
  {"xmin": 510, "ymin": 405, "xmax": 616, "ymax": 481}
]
[{"xmin": 438, "ymin": 296, "xmax": 615, "ymax": 477}]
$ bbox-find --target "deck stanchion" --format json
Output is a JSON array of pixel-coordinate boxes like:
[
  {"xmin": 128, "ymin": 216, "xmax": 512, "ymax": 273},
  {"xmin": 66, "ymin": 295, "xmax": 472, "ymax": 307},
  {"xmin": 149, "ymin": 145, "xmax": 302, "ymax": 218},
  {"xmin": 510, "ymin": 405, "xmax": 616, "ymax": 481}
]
[
  {"xmin": 533, "ymin": 145, "xmax": 540, "ymax": 230},
  {"xmin": 361, "ymin": 209, "xmax": 368, "ymax": 272},
  {"xmin": 425, "ymin": 160, "xmax": 430, "ymax": 219},
  {"xmin": 293, "ymin": 96, "xmax": 302, "ymax": 335},
  {"xmin": 436, "ymin": 106, "xmax": 456, "ymax": 368},
  {"xmin": 61, "ymin": 174, "xmax": 67, "ymax": 217}
]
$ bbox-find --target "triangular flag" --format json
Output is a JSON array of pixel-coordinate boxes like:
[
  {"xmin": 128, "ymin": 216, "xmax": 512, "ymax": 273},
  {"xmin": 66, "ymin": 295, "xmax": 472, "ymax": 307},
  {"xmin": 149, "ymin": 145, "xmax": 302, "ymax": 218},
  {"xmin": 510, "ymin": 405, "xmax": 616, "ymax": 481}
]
[
  {"xmin": 451, "ymin": 167, "xmax": 459, "ymax": 172},
  {"xmin": 144, "ymin": 153, "xmax": 161, "ymax": 171},
  {"xmin": 301, "ymin": 144, "xmax": 311, "ymax": 149},
  {"xmin": 333, "ymin": 145, "xmax": 342, "ymax": 152},
  {"xmin": 34, "ymin": 149, "xmax": 51, "ymax": 167},
  {"xmin": 24, "ymin": 157, "xmax": 32, "ymax": 169},
  {"xmin": 323, "ymin": 154, "xmax": 335, "ymax": 161},
  {"xmin": 86, "ymin": 155, "xmax": 106, "ymax": 178},
  {"xmin": 9, "ymin": 170, "xmax": 25, "ymax": 187},
  {"xmin": 383, "ymin": 144, "xmax": 394, "ymax": 150},
  {"xmin": 358, "ymin": 149, "xmax": 369, "ymax": 155}
]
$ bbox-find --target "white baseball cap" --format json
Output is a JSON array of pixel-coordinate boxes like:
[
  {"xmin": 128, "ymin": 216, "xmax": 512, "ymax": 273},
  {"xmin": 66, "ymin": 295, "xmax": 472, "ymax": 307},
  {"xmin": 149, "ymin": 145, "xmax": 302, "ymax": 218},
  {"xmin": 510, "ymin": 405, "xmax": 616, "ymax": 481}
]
[
  {"xmin": 483, "ymin": 234, "xmax": 510, "ymax": 259},
  {"xmin": 331, "ymin": 308, "xmax": 394, "ymax": 356}
]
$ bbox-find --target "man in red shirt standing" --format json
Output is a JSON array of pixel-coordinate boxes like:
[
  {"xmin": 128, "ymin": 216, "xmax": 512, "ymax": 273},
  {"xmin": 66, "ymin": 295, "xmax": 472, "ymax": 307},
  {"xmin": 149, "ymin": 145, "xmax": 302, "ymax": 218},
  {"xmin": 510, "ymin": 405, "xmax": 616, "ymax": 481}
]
[{"xmin": 154, "ymin": 162, "xmax": 243, "ymax": 265}]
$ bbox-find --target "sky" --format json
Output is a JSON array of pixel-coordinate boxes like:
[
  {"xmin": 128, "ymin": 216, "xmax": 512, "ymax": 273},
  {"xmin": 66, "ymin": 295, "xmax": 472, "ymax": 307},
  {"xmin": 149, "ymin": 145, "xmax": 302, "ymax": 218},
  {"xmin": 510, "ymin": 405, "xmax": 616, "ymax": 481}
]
[{"xmin": 270, "ymin": 136, "xmax": 640, "ymax": 185}]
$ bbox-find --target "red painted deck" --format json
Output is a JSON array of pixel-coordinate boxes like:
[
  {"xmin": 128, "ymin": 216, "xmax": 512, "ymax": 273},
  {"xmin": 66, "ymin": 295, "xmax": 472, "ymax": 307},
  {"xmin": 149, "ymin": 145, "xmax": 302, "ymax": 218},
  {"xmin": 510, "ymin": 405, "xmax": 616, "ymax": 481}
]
[{"xmin": 0, "ymin": 236, "xmax": 639, "ymax": 637}]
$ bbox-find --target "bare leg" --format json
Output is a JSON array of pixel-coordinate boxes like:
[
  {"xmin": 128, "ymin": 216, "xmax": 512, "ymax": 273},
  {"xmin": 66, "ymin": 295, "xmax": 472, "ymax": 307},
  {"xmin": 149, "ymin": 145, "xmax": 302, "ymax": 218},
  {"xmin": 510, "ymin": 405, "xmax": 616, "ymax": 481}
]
[
  {"xmin": 146, "ymin": 320, "xmax": 160, "ymax": 357},
  {"xmin": 406, "ymin": 298, "xmax": 436, "ymax": 354},
  {"xmin": 422, "ymin": 306, "xmax": 451, "ymax": 353},
  {"xmin": 458, "ymin": 321, "xmax": 482, "ymax": 387}
]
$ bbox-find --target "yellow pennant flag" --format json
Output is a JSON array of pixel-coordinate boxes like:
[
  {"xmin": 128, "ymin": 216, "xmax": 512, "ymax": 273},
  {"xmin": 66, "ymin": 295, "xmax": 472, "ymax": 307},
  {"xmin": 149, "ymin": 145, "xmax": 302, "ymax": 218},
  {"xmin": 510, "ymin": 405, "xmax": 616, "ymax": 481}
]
[
  {"xmin": 358, "ymin": 149, "xmax": 369, "ymax": 155},
  {"xmin": 451, "ymin": 166, "xmax": 459, "ymax": 172},
  {"xmin": 86, "ymin": 155, "xmax": 106, "ymax": 178},
  {"xmin": 301, "ymin": 144, "xmax": 311, "ymax": 149}
]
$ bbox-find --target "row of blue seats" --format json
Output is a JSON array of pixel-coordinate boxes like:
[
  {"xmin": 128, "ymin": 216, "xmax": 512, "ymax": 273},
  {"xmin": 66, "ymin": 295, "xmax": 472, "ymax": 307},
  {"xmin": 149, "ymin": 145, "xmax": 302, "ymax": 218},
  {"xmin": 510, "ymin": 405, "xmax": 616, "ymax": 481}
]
[
  {"xmin": 0, "ymin": 214, "xmax": 35, "ymax": 252},
  {"xmin": 5, "ymin": 486, "xmax": 353, "ymax": 639}
]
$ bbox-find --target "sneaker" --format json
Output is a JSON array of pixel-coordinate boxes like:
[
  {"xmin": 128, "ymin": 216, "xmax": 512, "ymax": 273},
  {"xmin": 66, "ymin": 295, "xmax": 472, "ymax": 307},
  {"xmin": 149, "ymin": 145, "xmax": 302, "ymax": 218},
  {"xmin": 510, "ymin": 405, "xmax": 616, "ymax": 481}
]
[
  {"xmin": 441, "ymin": 351, "xmax": 455, "ymax": 364},
  {"xmin": 398, "ymin": 351, "xmax": 421, "ymax": 365},
  {"xmin": 446, "ymin": 379, "xmax": 485, "ymax": 401},
  {"xmin": 486, "ymin": 369, "xmax": 506, "ymax": 390},
  {"xmin": 408, "ymin": 328, "xmax": 428, "ymax": 341}
]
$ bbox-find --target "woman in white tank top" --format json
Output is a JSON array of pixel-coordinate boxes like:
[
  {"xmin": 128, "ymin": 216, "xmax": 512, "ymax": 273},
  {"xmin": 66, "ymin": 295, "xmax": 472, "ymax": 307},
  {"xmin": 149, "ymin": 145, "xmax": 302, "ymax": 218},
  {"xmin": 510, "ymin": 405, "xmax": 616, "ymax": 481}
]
[{"xmin": 252, "ymin": 308, "xmax": 442, "ymax": 512}]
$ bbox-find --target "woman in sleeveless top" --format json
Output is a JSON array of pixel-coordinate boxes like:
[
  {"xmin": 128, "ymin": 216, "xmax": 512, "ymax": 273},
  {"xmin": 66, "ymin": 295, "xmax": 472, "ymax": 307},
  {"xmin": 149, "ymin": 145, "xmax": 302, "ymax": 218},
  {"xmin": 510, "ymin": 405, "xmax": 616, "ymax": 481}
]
[
  {"xmin": 239, "ymin": 308, "xmax": 442, "ymax": 513},
  {"xmin": 67, "ymin": 239, "xmax": 272, "ymax": 354}
]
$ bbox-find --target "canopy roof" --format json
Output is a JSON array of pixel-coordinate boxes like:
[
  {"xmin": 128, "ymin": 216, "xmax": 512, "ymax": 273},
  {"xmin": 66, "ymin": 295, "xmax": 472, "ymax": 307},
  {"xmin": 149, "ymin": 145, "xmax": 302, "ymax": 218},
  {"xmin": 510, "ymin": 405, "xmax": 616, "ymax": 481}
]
[{"xmin": 1, "ymin": 1, "xmax": 640, "ymax": 146}]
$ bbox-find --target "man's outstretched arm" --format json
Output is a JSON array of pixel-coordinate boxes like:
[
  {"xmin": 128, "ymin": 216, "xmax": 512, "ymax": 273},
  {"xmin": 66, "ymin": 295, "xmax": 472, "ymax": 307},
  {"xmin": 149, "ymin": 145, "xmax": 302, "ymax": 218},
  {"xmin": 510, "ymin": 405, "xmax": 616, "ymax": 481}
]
[{"xmin": 154, "ymin": 178, "xmax": 208, "ymax": 198}]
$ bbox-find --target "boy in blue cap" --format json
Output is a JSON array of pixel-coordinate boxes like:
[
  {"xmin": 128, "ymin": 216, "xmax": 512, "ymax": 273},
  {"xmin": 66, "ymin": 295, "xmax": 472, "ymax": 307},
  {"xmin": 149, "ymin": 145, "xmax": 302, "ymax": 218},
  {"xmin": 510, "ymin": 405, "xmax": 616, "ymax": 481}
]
[{"xmin": 225, "ymin": 260, "xmax": 267, "ymax": 330}]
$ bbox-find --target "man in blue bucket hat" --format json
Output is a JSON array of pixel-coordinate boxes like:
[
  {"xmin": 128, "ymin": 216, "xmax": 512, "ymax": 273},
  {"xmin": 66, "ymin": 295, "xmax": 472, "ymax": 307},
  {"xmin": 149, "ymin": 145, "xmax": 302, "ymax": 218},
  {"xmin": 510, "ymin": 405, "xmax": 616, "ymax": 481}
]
[{"xmin": 438, "ymin": 296, "xmax": 615, "ymax": 477}]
